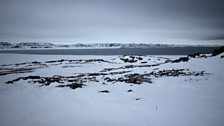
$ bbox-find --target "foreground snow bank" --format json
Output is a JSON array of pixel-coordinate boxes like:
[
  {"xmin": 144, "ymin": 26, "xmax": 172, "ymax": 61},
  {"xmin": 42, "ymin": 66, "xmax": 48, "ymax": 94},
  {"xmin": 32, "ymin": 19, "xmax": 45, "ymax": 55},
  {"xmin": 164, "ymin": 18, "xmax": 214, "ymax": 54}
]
[{"xmin": 0, "ymin": 53, "xmax": 224, "ymax": 126}]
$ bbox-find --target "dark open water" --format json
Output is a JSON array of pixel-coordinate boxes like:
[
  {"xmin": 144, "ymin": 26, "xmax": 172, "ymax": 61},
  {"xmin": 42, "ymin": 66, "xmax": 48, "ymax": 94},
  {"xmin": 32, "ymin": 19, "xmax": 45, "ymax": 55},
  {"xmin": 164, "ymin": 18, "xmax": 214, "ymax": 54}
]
[{"xmin": 0, "ymin": 47, "xmax": 220, "ymax": 55}]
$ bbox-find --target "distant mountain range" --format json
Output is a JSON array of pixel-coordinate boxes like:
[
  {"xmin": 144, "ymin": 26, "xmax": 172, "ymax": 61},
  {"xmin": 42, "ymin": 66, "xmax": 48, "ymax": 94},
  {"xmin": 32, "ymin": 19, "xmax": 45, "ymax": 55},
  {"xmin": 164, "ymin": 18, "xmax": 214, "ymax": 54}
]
[{"xmin": 0, "ymin": 42, "xmax": 220, "ymax": 49}]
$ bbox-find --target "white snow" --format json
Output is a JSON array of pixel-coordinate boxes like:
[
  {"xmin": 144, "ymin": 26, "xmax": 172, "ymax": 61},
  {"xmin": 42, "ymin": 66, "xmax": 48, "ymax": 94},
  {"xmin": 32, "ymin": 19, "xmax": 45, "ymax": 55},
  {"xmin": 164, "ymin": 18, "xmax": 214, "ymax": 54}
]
[{"xmin": 0, "ymin": 53, "xmax": 224, "ymax": 126}]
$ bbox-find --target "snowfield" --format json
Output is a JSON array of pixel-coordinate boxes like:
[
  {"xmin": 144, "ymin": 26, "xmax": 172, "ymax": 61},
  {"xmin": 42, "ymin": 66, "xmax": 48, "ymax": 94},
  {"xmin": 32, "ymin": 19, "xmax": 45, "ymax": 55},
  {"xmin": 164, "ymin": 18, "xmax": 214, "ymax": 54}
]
[{"xmin": 0, "ymin": 52, "xmax": 224, "ymax": 126}]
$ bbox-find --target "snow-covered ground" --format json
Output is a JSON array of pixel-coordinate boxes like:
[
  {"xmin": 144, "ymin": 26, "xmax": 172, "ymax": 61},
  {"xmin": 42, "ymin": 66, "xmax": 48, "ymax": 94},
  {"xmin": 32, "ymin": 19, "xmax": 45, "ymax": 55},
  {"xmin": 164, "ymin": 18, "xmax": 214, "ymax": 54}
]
[{"xmin": 0, "ymin": 53, "xmax": 224, "ymax": 126}]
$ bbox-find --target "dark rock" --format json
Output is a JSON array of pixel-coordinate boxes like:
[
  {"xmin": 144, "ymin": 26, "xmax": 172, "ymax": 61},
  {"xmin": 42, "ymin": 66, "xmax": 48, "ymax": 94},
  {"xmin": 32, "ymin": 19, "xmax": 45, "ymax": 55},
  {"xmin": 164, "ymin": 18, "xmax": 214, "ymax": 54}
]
[
  {"xmin": 101, "ymin": 68, "xmax": 114, "ymax": 72},
  {"xmin": 104, "ymin": 77, "xmax": 115, "ymax": 82},
  {"xmin": 0, "ymin": 68, "xmax": 34, "ymax": 76},
  {"xmin": 124, "ymin": 65, "xmax": 134, "ymax": 68},
  {"xmin": 212, "ymin": 46, "xmax": 224, "ymax": 56},
  {"xmin": 6, "ymin": 81, "xmax": 13, "ymax": 84},
  {"xmin": 5, "ymin": 77, "xmax": 22, "ymax": 84},
  {"xmin": 58, "ymin": 59, "xmax": 65, "ymax": 62},
  {"xmin": 136, "ymin": 57, "xmax": 143, "ymax": 60},
  {"xmin": 172, "ymin": 57, "xmax": 189, "ymax": 63},
  {"xmin": 12, "ymin": 45, "xmax": 21, "ymax": 48},
  {"xmin": 88, "ymin": 73, "xmax": 107, "ymax": 76},
  {"xmin": 99, "ymin": 90, "xmax": 109, "ymax": 93},
  {"xmin": 120, "ymin": 55, "xmax": 143, "ymax": 63},
  {"xmin": 120, "ymin": 58, "xmax": 128, "ymax": 63},
  {"xmin": 120, "ymin": 58, "xmax": 137, "ymax": 63},
  {"xmin": 104, "ymin": 73, "xmax": 152, "ymax": 84},
  {"xmin": 117, "ymin": 77, "xmax": 125, "ymax": 82},
  {"xmin": 124, "ymin": 73, "xmax": 152, "ymax": 84},
  {"xmin": 165, "ymin": 59, "xmax": 172, "ymax": 63},
  {"xmin": 23, "ymin": 76, "xmax": 41, "ymax": 80},
  {"xmin": 68, "ymin": 79, "xmax": 78, "ymax": 82},
  {"xmin": 135, "ymin": 98, "xmax": 140, "ymax": 100},
  {"xmin": 188, "ymin": 53, "xmax": 201, "ymax": 58},
  {"xmin": 127, "ymin": 89, "xmax": 133, "ymax": 92},
  {"xmin": 145, "ymin": 69, "xmax": 209, "ymax": 78},
  {"xmin": 57, "ymin": 83, "xmax": 83, "ymax": 89},
  {"xmin": 195, "ymin": 73, "xmax": 200, "ymax": 76},
  {"xmin": 32, "ymin": 61, "xmax": 41, "ymax": 64},
  {"xmin": 45, "ymin": 60, "xmax": 57, "ymax": 63},
  {"xmin": 109, "ymin": 71, "xmax": 131, "ymax": 75}
]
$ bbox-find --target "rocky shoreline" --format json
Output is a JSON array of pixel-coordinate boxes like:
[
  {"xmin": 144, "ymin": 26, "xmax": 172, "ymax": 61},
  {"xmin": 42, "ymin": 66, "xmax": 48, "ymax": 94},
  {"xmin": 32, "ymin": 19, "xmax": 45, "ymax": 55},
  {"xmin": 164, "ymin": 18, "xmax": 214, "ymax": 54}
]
[{"xmin": 1, "ymin": 46, "xmax": 223, "ymax": 90}]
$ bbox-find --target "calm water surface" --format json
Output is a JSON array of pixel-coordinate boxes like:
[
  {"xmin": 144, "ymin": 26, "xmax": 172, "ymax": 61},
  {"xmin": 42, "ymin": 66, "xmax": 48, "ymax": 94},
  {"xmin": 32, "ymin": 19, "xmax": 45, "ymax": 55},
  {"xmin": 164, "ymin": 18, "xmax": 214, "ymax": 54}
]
[{"xmin": 0, "ymin": 47, "xmax": 219, "ymax": 55}]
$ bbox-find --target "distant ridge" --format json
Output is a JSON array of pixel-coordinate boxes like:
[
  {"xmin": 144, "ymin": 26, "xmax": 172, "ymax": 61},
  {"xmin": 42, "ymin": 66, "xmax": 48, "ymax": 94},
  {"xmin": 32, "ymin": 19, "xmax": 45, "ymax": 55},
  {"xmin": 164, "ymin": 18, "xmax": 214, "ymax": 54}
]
[{"xmin": 0, "ymin": 42, "xmax": 220, "ymax": 49}]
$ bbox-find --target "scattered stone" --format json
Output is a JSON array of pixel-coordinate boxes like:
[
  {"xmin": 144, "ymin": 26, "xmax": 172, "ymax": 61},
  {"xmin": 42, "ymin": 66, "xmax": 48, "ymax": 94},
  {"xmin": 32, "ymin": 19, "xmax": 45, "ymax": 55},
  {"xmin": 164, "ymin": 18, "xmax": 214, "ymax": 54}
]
[
  {"xmin": 0, "ymin": 61, "xmax": 47, "ymax": 76},
  {"xmin": 45, "ymin": 60, "xmax": 57, "ymax": 63},
  {"xmin": 6, "ymin": 81, "xmax": 13, "ymax": 84},
  {"xmin": 124, "ymin": 73, "xmax": 152, "ymax": 84},
  {"xmin": 99, "ymin": 90, "xmax": 109, "ymax": 93},
  {"xmin": 163, "ymin": 59, "xmax": 171, "ymax": 63},
  {"xmin": 188, "ymin": 53, "xmax": 207, "ymax": 58},
  {"xmin": 120, "ymin": 55, "xmax": 144, "ymax": 63},
  {"xmin": 137, "ymin": 57, "xmax": 143, "ymax": 60},
  {"xmin": 100, "ymin": 68, "xmax": 115, "ymax": 72},
  {"xmin": 104, "ymin": 73, "xmax": 152, "ymax": 84},
  {"xmin": 135, "ymin": 98, "xmax": 140, "ymax": 100},
  {"xmin": 104, "ymin": 77, "xmax": 115, "ymax": 82},
  {"xmin": 68, "ymin": 79, "xmax": 79, "ymax": 82},
  {"xmin": 120, "ymin": 58, "xmax": 137, "ymax": 63},
  {"xmin": 101, "ymin": 63, "xmax": 161, "ymax": 72},
  {"xmin": 188, "ymin": 53, "xmax": 201, "ymax": 58},
  {"xmin": 23, "ymin": 76, "xmax": 41, "ymax": 80},
  {"xmin": 127, "ymin": 89, "xmax": 133, "ymax": 92},
  {"xmin": 56, "ymin": 83, "xmax": 83, "ymax": 89},
  {"xmin": 0, "ymin": 68, "xmax": 34, "ymax": 76},
  {"xmin": 32, "ymin": 61, "xmax": 42, "ymax": 64},
  {"xmin": 172, "ymin": 57, "xmax": 189, "ymax": 63},
  {"xmin": 145, "ymin": 69, "xmax": 209, "ymax": 78},
  {"xmin": 88, "ymin": 73, "xmax": 107, "ymax": 76},
  {"xmin": 108, "ymin": 71, "xmax": 131, "ymax": 75},
  {"xmin": 45, "ymin": 59, "xmax": 115, "ymax": 64},
  {"xmin": 3, "ymin": 54, "xmax": 212, "ymax": 90}
]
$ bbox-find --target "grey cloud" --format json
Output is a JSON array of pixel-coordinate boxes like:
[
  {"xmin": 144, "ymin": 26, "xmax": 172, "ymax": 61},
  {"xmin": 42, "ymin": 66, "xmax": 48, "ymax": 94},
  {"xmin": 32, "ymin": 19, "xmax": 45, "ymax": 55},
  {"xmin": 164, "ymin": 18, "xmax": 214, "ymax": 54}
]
[{"xmin": 0, "ymin": 0, "xmax": 224, "ymax": 44}]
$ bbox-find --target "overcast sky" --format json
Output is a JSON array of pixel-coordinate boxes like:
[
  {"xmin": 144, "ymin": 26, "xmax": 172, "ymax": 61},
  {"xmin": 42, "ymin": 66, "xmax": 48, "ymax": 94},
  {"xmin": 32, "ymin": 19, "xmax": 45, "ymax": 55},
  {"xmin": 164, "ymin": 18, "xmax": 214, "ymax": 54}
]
[{"xmin": 0, "ymin": 0, "xmax": 224, "ymax": 44}]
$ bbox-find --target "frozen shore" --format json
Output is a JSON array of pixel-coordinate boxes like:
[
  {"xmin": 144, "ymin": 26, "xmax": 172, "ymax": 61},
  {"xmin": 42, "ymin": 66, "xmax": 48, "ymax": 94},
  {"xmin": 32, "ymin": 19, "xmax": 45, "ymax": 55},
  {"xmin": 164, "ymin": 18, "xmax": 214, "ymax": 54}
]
[{"xmin": 0, "ymin": 49, "xmax": 224, "ymax": 126}]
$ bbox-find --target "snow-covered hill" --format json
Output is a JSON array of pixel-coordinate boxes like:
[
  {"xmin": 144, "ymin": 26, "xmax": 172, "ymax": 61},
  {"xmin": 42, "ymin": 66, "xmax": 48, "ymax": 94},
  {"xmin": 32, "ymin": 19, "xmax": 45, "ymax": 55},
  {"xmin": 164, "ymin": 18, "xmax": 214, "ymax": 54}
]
[{"xmin": 0, "ymin": 42, "xmax": 218, "ymax": 49}]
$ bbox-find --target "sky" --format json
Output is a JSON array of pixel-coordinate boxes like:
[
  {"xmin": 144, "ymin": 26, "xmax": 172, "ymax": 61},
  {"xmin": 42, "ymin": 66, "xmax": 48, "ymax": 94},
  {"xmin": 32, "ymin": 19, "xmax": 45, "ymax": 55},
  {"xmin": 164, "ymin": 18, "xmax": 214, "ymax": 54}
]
[{"xmin": 0, "ymin": 0, "xmax": 224, "ymax": 45}]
